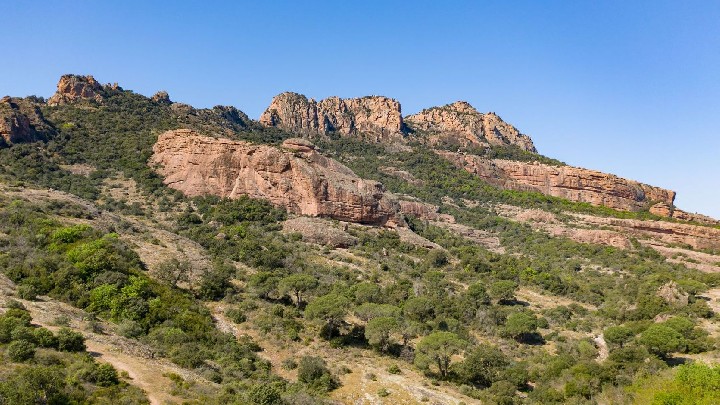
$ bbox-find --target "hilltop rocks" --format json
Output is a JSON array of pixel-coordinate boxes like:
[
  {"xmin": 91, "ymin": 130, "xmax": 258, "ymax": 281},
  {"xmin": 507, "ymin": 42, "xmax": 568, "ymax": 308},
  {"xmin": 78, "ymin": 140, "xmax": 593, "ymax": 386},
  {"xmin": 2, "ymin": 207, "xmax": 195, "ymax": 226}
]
[
  {"xmin": 152, "ymin": 91, "xmax": 171, "ymax": 104},
  {"xmin": 0, "ymin": 96, "xmax": 51, "ymax": 145},
  {"xmin": 405, "ymin": 101, "xmax": 536, "ymax": 152},
  {"xmin": 151, "ymin": 129, "xmax": 400, "ymax": 225},
  {"xmin": 259, "ymin": 92, "xmax": 404, "ymax": 141},
  {"xmin": 438, "ymin": 151, "xmax": 675, "ymax": 212},
  {"xmin": 48, "ymin": 74, "xmax": 104, "ymax": 106}
]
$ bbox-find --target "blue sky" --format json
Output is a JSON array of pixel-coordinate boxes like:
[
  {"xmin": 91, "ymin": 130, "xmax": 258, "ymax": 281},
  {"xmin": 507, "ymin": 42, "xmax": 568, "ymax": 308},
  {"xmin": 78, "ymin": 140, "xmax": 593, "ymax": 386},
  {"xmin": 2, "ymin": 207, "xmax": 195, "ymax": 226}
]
[{"xmin": 2, "ymin": 1, "xmax": 719, "ymax": 217}]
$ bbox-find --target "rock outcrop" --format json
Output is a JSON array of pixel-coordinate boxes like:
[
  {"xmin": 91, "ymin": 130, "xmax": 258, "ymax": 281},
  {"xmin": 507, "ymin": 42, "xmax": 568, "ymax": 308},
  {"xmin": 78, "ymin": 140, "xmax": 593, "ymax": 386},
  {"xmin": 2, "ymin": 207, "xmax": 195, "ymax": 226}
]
[
  {"xmin": 259, "ymin": 92, "xmax": 404, "ymax": 141},
  {"xmin": 0, "ymin": 96, "xmax": 52, "ymax": 145},
  {"xmin": 649, "ymin": 202, "xmax": 719, "ymax": 225},
  {"xmin": 438, "ymin": 151, "xmax": 675, "ymax": 212},
  {"xmin": 151, "ymin": 129, "xmax": 400, "ymax": 225},
  {"xmin": 48, "ymin": 74, "xmax": 104, "ymax": 106},
  {"xmin": 405, "ymin": 101, "xmax": 536, "ymax": 152},
  {"xmin": 282, "ymin": 217, "xmax": 358, "ymax": 248}
]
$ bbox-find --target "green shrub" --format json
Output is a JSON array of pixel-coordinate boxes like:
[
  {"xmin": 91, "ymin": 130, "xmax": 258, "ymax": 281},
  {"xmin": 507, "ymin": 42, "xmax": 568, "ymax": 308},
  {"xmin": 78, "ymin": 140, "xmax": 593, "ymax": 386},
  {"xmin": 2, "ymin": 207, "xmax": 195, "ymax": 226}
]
[
  {"xmin": 7, "ymin": 340, "xmax": 36, "ymax": 362},
  {"xmin": 56, "ymin": 328, "xmax": 86, "ymax": 352}
]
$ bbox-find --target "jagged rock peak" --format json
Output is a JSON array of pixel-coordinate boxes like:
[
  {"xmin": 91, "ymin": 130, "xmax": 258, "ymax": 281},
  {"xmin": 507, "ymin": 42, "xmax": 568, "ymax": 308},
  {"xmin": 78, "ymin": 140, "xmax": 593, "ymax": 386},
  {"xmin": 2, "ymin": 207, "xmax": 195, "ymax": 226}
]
[
  {"xmin": 152, "ymin": 91, "xmax": 171, "ymax": 104},
  {"xmin": 405, "ymin": 101, "xmax": 537, "ymax": 152},
  {"xmin": 47, "ymin": 74, "xmax": 105, "ymax": 106},
  {"xmin": 259, "ymin": 92, "xmax": 404, "ymax": 142}
]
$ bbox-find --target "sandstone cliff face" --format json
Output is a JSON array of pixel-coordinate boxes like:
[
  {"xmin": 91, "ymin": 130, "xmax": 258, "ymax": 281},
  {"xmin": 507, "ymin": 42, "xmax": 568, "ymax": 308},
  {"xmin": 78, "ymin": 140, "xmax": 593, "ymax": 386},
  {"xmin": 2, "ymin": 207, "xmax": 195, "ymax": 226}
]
[
  {"xmin": 48, "ymin": 75, "xmax": 104, "ymax": 106},
  {"xmin": 259, "ymin": 92, "xmax": 404, "ymax": 141},
  {"xmin": 405, "ymin": 101, "xmax": 537, "ymax": 152},
  {"xmin": 151, "ymin": 130, "xmax": 400, "ymax": 225},
  {"xmin": 438, "ymin": 151, "xmax": 675, "ymax": 211},
  {"xmin": 0, "ymin": 97, "xmax": 51, "ymax": 145}
]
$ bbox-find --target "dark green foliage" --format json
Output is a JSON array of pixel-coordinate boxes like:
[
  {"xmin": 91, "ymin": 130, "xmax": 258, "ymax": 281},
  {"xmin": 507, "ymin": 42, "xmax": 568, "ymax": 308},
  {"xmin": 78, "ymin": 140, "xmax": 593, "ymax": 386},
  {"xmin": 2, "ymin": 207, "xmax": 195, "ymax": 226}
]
[
  {"xmin": 638, "ymin": 324, "xmax": 686, "ymax": 358},
  {"xmin": 7, "ymin": 340, "xmax": 36, "ymax": 362},
  {"xmin": 297, "ymin": 356, "xmax": 338, "ymax": 392},
  {"xmin": 56, "ymin": 328, "xmax": 86, "ymax": 352},
  {"xmin": 456, "ymin": 344, "xmax": 510, "ymax": 388},
  {"xmin": 415, "ymin": 331, "xmax": 465, "ymax": 378}
]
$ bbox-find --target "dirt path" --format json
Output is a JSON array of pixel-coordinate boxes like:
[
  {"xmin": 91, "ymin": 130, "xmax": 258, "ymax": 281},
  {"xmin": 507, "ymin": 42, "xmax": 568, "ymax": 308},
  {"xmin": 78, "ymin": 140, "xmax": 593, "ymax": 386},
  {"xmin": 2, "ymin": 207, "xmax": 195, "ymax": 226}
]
[{"xmin": 0, "ymin": 274, "xmax": 204, "ymax": 405}]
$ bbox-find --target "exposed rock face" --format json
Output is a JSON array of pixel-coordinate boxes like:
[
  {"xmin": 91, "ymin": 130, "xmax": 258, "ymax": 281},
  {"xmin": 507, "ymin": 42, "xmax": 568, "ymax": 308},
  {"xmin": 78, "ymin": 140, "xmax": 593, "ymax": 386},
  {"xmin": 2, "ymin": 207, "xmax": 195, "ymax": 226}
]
[
  {"xmin": 398, "ymin": 200, "xmax": 455, "ymax": 223},
  {"xmin": 650, "ymin": 202, "xmax": 719, "ymax": 225},
  {"xmin": 259, "ymin": 92, "xmax": 404, "ymax": 141},
  {"xmin": 151, "ymin": 129, "xmax": 400, "ymax": 225},
  {"xmin": 282, "ymin": 217, "xmax": 358, "ymax": 248},
  {"xmin": 152, "ymin": 91, "xmax": 171, "ymax": 104},
  {"xmin": 405, "ymin": 101, "xmax": 536, "ymax": 152},
  {"xmin": 48, "ymin": 74, "xmax": 104, "ymax": 106},
  {"xmin": 438, "ymin": 151, "xmax": 675, "ymax": 211},
  {"xmin": 572, "ymin": 213, "xmax": 720, "ymax": 251},
  {"xmin": 656, "ymin": 281, "xmax": 689, "ymax": 306},
  {"xmin": 0, "ymin": 96, "xmax": 51, "ymax": 145}
]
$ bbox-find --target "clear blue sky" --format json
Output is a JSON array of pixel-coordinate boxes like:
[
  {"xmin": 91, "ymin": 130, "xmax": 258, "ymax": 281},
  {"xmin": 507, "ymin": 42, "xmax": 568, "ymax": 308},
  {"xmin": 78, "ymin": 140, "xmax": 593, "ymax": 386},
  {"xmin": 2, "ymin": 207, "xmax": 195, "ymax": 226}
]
[{"xmin": 2, "ymin": 1, "xmax": 719, "ymax": 217}]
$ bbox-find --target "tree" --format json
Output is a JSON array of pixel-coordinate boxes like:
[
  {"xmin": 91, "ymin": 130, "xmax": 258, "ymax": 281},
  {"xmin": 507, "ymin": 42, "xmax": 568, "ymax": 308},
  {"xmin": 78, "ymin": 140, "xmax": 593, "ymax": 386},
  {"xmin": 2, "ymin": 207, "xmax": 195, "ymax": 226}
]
[
  {"xmin": 502, "ymin": 311, "xmax": 538, "ymax": 343},
  {"xmin": 489, "ymin": 280, "xmax": 518, "ymax": 304},
  {"xmin": 639, "ymin": 324, "xmax": 686, "ymax": 358},
  {"xmin": 279, "ymin": 274, "xmax": 318, "ymax": 307},
  {"xmin": 297, "ymin": 356, "xmax": 337, "ymax": 392},
  {"xmin": 604, "ymin": 325, "xmax": 635, "ymax": 349},
  {"xmin": 248, "ymin": 271, "xmax": 280, "ymax": 299},
  {"xmin": 354, "ymin": 303, "xmax": 400, "ymax": 322},
  {"xmin": 305, "ymin": 293, "xmax": 349, "ymax": 338},
  {"xmin": 415, "ymin": 331, "xmax": 465, "ymax": 378},
  {"xmin": 156, "ymin": 258, "xmax": 191, "ymax": 288},
  {"xmin": 403, "ymin": 296, "xmax": 435, "ymax": 323},
  {"xmin": 457, "ymin": 344, "xmax": 510, "ymax": 387},
  {"xmin": 365, "ymin": 317, "xmax": 399, "ymax": 352}
]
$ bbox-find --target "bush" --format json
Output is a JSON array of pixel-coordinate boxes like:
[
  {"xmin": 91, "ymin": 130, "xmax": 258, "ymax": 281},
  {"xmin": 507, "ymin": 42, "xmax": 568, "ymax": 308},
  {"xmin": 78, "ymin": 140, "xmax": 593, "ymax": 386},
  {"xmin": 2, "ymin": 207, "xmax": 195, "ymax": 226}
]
[
  {"xmin": 33, "ymin": 328, "xmax": 58, "ymax": 348},
  {"xmin": 7, "ymin": 340, "xmax": 36, "ymax": 362},
  {"xmin": 297, "ymin": 356, "xmax": 337, "ymax": 392},
  {"xmin": 56, "ymin": 328, "xmax": 86, "ymax": 352},
  {"xmin": 225, "ymin": 307, "xmax": 247, "ymax": 324},
  {"xmin": 247, "ymin": 383, "xmax": 284, "ymax": 405}
]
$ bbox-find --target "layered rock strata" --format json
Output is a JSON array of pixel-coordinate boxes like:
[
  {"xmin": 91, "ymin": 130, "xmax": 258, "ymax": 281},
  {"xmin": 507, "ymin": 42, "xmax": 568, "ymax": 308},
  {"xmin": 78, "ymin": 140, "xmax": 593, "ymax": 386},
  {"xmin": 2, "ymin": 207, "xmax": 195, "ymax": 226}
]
[
  {"xmin": 151, "ymin": 130, "xmax": 400, "ymax": 225},
  {"xmin": 405, "ymin": 101, "xmax": 536, "ymax": 152},
  {"xmin": 259, "ymin": 92, "xmax": 404, "ymax": 141},
  {"xmin": 438, "ymin": 151, "xmax": 675, "ymax": 212}
]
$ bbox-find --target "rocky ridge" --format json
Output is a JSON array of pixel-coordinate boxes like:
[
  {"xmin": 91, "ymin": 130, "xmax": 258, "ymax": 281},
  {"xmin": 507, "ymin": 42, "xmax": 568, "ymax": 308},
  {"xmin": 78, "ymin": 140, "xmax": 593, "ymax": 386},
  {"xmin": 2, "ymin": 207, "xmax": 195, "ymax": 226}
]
[
  {"xmin": 151, "ymin": 130, "xmax": 401, "ymax": 225},
  {"xmin": 259, "ymin": 92, "xmax": 404, "ymax": 141},
  {"xmin": 438, "ymin": 150, "xmax": 676, "ymax": 212},
  {"xmin": 404, "ymin": 101, "xmax": 537, "ymax": 152},
  {"xmin": 47, "ymin": 74, "xmax": 106, "ymax": 106}
]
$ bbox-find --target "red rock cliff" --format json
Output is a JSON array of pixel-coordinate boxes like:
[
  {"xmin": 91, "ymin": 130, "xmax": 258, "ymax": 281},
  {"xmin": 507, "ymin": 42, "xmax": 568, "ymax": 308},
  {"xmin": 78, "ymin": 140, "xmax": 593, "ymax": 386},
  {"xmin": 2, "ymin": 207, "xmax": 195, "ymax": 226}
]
[
  {"xmin": 259, "ymin": 92, "xmax": 404, "ymax": 141},
  {"xmin": 438, "ymin": 151, "xmax": 676, "ymax": 211},
  {"xmin": 151, "ymin": 129, "xmax": 401, "ymax": 225}
]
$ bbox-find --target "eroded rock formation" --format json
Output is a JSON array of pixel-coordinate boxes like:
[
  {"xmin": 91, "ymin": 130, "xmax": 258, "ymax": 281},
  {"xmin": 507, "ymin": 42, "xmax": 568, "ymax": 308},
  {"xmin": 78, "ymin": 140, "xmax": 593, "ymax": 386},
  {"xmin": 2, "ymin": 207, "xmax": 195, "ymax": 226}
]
[
  {"xmin": 438, "ymin": 151, "xmax": 675, "ymax": 212},
  {"xmin": 48, "ymin": 74, "xmax": 104, "ymax": 106},
  {"xmin": 259, "ymin": 92, "xmax": 404, "ymax": 141},
  {"xmin": 0, "ymin": 96, "xmax": 51, "ymax": 145},
  {"xmin": 151, "ymin": 130, "xmax": 400, "ymax": 225},
  {"xmin": 405, "ymin": 101, "xmax": 536, "ymax": 152}
]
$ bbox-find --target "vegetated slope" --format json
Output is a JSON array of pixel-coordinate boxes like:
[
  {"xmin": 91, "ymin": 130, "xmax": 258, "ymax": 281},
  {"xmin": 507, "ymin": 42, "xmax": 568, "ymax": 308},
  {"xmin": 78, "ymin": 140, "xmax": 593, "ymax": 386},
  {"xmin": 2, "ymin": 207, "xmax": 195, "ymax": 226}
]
[{"xmin": 0, "ymin": 75, "xmax": 719, "ymax": 404}]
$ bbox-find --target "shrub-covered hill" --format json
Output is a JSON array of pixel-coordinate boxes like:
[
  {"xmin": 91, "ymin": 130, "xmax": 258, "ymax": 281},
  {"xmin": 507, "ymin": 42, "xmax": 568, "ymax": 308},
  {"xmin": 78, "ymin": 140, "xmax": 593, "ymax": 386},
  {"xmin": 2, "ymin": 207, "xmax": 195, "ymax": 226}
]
[{"xmin": 0, "ymin": 82, "xmax": 719, "ymax": 404}]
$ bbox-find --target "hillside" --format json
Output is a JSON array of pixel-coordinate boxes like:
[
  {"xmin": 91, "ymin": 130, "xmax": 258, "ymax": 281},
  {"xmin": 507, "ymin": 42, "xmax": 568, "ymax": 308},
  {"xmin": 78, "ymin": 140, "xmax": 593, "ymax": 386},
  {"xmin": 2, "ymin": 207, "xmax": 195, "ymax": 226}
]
[{"xmin": 0, "ymin": 74, "xmax": 719, "ymax": 404}]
